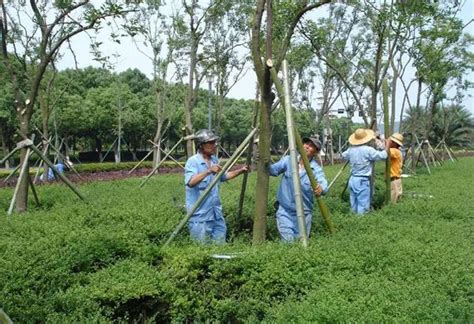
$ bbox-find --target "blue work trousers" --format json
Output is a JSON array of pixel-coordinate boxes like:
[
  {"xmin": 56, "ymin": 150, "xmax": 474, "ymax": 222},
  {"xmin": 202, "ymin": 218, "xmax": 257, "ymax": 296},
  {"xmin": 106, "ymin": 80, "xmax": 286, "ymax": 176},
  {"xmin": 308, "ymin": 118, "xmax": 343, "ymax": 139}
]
[
  {"xmin": 276, "ymin": 206, "xmax": 312, "ymax": 242},
  {"xmin": 188, "ymin": 214, "xmax": 226, "ymax": 244},
  {"xmin": 349, "ymin": 176, "xmax": 371, "ymax": 215}
]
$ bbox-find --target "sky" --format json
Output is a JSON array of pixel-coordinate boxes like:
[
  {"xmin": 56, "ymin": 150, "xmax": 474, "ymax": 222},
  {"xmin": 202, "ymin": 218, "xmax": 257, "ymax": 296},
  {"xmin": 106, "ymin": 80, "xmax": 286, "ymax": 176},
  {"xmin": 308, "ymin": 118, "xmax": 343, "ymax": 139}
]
[{"xmin": 55, "ymin": 1, "xmax": 474, "ymax": 124}]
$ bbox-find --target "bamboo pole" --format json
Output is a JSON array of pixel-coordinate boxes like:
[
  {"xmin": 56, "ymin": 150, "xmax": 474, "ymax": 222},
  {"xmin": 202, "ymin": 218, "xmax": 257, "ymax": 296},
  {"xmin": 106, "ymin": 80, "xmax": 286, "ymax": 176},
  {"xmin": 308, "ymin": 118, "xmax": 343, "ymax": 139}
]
[
  {"xmin": 0, "ymin": 145, "xmax": 20, "ymax": 165},
  {"xmin": 129, "ymin": 147, "xmax": 154, "ymax": 174},
  {"xmin": 382, "ymin": 79, "xmax": 391, "ymax": 204},
  {"xmin": 163, "ymin": 128, "xmax": 258, "ymax": 247},
  {"xmin": 140, "ymin": 136, "xmax": 193, "ymax": 188},
  {"xmin": 28, "ymin": 175, "xmax": 40, "ymax": 206},
  {"xmin": 270, "ymin": 59, "xmax": 334, "ymax": 236},
  {"xmin": 8, "ymin": 147, "xmax": 31, "ymax": 215},
  {"xmin": 328, "ymin": 161, "xmax": 349, "ymax": 191},
  {"xmin": 147, "ymin": 139, "xmax": 185, "ymax": 169},
  {"xmin": 27, "ymin": 142, "xmax": 86, "ymax": 200},
  {"xmin": 3, "ymin": 163, "xmax": 21, "ymax": 183},
  {"xmin": 35, "ymin": 129, "xmax": 82, "ymax": 179},
  {"xmin": 237, "ymin": 87, "xmax": 259, "ymax": 220},
  {"xmin": 280, "ymin": 60, "xmax": 308, "ymax": 246}
]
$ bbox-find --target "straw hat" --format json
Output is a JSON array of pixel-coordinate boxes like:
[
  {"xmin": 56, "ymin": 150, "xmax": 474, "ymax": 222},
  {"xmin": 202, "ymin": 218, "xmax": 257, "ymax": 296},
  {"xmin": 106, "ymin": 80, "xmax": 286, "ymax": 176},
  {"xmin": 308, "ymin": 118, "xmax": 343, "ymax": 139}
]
[
  {"xmin": 390, "ymin": 133, "xmax": 404, "ymax": 146},
  {"xmin": 348, "ymin": 128, "xmax": 375, "ymax": 145}
]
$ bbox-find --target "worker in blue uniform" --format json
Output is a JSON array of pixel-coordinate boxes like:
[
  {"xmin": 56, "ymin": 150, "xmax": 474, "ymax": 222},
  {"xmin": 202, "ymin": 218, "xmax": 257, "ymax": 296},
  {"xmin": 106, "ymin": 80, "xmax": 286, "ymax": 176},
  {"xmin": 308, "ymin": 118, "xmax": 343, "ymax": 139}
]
[
  {"xmin": 341, "ymin": 128, "xmax": 388, "ymax": 215},
  {"xmin": 269, "ymin": 137, "xmax": 328, "ymax": 242},
  {"xmin": 184, "ymin": 129, "xmax": 248, "ymax": 243}
]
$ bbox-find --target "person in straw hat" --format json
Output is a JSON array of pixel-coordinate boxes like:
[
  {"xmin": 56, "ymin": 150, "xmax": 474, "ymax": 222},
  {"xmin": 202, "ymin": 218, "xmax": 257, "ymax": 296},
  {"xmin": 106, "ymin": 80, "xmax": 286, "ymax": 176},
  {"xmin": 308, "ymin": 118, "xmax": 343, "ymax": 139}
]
[
  {"xmin": 388, "ymin": 133, "xmax": 404, "ymax": 203},
  {"xmin": 269, "ymin": 136, "xmax": 328, "ymax": 242},
  {"xmin": 342, "ymin": 128, "xmax": 388, "ymax": 215}
]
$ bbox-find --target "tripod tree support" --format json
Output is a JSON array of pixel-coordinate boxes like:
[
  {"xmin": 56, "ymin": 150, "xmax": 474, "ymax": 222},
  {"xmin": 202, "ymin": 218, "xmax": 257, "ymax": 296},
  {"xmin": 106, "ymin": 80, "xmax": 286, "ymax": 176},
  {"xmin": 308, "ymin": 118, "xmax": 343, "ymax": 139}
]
[
  {"xmin": 140, "ymin": 135, "xmax": 195, "ymax": 188},
  {"xmin": 382, "ymin": 79, "xmax": 391, "ymax": 204},
  {"xmin": 0, "ymin": 145, "xmax": 21, "ymax": 165},
  {"xmin": 163, "ymin": 128, "xmax": 258, "ymax": 247},
  {"xmin": 270, "ymin": 59, "xmax": 335, "ymax": 236},
  {"xmin": 8, "ymin": 147, "xmax": 32, "ymax": 215},
  {"xmin": 27, "ymin": 141, "xmax": 85, "ymax": 201}
]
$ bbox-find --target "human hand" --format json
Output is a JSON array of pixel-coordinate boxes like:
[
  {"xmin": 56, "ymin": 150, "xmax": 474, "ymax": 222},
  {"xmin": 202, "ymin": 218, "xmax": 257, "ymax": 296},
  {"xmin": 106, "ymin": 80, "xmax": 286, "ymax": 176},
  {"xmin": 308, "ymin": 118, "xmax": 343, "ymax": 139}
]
[
  {"xmin": 313, "ymin": 184, "xmax": 323, "ymax": 196},
  {"xmin": 209, "ymin": 164, "xmax": 222, "ymax": 174},
  {"xmin": 240, "ymin": 166, "xmax": 249, "ymax": 174}
]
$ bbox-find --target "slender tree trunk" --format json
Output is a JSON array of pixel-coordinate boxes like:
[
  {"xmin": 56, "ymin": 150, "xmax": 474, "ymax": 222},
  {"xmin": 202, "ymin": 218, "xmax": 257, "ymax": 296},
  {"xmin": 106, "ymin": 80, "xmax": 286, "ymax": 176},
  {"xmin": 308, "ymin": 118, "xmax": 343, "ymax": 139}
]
[
  {"xmin": 184, "ymin": 30, "xmax": 198, "ymax": 158},
  {"xmin": 390, "ymin": 60, "xmax": 397, "ymax": 133},
  {"xmin": 1, "ymin": 127, "xmax": 11, "ymax": 169},
  {"xmin": 40, "ymin": 92, "xmax": 51, "ymax": 181},
  {"xmin": 252, "ymin": 0, "xmax": 273, "ymax": 244},
  {"xmin": 411, "ymin": 78, "xmax": 422, "ymax": 170},
  {"xmin": 153, "ymin": 88, "xmax": 164, "ymax": 168},
  {"xmin": 15, "ymin": 110, "xmax": 30, "ymax": 213}
]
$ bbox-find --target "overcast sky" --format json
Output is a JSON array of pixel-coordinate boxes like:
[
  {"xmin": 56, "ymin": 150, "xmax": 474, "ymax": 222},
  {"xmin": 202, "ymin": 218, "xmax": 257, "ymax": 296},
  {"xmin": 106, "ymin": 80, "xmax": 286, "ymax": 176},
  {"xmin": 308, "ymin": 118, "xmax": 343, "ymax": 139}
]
[{"xmin": 56, "ymin": 1, "xmax": 474, "ymax": 124}]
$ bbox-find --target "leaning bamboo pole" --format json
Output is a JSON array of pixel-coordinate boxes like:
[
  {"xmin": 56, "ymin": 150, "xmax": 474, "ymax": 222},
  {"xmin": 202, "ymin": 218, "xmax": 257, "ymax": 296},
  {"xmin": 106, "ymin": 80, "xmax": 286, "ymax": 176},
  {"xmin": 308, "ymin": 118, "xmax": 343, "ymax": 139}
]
[
  {"xmin": 382, "ymin": 79, "xmax": 391, "ymax": 205},
  {"xmin": 163, "ymin": 128, "xmax": 258, "ymax": 247},
  {"xmin": 269, "ymin": 59, "xmax": 335, "ymax": 235},
  {"xmin": 281, "ymin": 60, "xmax": 308, "ymax": 247}
]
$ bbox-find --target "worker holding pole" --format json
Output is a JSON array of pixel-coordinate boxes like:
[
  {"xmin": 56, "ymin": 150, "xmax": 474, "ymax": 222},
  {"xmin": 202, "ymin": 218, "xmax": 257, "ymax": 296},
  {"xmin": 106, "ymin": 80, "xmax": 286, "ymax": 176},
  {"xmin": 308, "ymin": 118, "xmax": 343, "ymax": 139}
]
[
  {"xmin": 184, "ymin": 129, "xmax": 249, "ymax": 243},
  {"xmin": 388, "ymin": 133, "xmax": 404, "ymax": 203},
  {"xmin": 342, "ymin": 128, "xmax": 388, "ymax": 215},
  {"xmin": 269, "ymin": 136, "xmax": 328, "ymax": 242}
]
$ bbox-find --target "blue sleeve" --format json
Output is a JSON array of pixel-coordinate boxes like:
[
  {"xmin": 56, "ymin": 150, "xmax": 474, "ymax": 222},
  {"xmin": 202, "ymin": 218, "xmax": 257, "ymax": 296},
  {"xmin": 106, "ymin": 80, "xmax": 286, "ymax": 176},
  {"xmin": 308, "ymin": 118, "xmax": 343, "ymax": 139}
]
[
  {"xmin": 341, "ymin": 149, "xmax": 350, "ymax": 160},
  {"xmin": 269, "ymin": 156, "xmax": 288, "ymax": 176},
  {"xmin": 367, "ymin": 147, "xmax": 387, "ymax": 161},
  {"xmin": 184, "ymin": 158, "xmax": 198, "ymax": 186},
  {"xmin": 313, "ymin": 162, "xmax": 328, "ymax": 194}
]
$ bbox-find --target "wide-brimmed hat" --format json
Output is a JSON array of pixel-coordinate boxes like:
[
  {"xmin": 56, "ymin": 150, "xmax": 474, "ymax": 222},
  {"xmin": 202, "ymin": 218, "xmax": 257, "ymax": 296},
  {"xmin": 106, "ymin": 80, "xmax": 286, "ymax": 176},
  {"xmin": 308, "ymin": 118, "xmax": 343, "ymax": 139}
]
[
  {"xmin": 348, "ymin": 128, "xmax": 375, "ymax": 145},
  {"xmin": 302, "ymin": 136, "xmax": 321, "ymax": 151},
  {"xmin": 390, "ymin": 133, "xmax": 404, "ymax": 146}
]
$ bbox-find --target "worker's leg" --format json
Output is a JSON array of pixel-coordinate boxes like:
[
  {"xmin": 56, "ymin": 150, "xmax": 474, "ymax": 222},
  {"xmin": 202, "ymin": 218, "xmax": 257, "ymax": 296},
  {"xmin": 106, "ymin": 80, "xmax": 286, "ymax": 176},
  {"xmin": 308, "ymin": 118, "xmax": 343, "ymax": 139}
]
[
  {"xmin": 210, "ymin": 214, "xmax": 227, "ymax": 244},
  {"xmin": 276, "ymin": 206, "xmax": 298, "ymax": 242},
  {"xmin": 356, "ymin": 177, "xmax": 371, "ymax": 214}
]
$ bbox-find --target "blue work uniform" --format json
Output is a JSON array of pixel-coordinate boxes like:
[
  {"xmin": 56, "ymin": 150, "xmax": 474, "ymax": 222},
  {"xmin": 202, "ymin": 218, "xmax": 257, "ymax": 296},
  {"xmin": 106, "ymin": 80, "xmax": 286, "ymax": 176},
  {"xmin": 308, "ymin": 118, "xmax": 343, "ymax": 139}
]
[
  {"xmin": 184, "ymin": 153, "xmax": 228, "ymax": 243},
  {"xmin": 269, "ymin": 155, "xmax": 328, "ymax": 242},
  {"xmin": 341, "ymin": 145, "xmax": 387, "ymax": 215},
  {"xmin": 40, "ymin": 163, "xmax": 65, "ymax": 181}
]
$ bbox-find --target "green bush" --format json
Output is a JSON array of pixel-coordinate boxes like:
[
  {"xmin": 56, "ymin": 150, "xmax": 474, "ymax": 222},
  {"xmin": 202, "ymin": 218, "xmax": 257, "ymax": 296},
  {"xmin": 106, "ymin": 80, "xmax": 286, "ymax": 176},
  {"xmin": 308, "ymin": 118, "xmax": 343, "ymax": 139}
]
[{"xmin": 0, "ymin": 158, "xmax": 472, "ymax": 322}]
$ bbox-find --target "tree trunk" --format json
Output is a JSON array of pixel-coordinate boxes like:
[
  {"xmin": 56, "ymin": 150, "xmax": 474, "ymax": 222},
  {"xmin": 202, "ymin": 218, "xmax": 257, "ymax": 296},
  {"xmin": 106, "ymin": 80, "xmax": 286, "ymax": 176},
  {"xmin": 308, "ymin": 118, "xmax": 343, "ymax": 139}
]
[
  {"xmin": 40, "ymin": 92, "xmax": 50, "ymax": 181},
  {"xmin": 390, "ymin": 60, "xmax": 398, "ymax": 133},
  {"xmin": 252, "ymin": 0, "xmax": 273, "ymax": 244},
  {"xmin": 411, "ymin": 78, "xmax": 423, "ymax": 170},
  {"xmin": 0, "ymin": 128, "xmax": 11, "ymax": 169},
  {"xmin": 153, "ymin": 88, "xmax": 164, "ymax": 168},
  {"xmin": 15, "ymin": 111, "xmax": 30, "ymax": 213}
]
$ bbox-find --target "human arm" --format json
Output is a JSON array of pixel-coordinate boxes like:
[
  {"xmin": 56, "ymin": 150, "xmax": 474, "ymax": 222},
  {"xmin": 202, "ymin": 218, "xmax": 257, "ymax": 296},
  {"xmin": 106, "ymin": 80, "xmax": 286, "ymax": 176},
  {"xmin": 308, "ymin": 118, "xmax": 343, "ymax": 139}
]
[
  {"xmin": 268, "ymin": 156, "xmax": 288, "ymax": 176},
  {"xmin": 225, "ymin": 166, "xmax": 249, "ymax": 180},
  {"xmin": 185, "ymin": 159, "xmax": 222, "ymax": 188},
  {"xmin": 312, "ymin": 163, "xmax": 328, "ymax": 195}
]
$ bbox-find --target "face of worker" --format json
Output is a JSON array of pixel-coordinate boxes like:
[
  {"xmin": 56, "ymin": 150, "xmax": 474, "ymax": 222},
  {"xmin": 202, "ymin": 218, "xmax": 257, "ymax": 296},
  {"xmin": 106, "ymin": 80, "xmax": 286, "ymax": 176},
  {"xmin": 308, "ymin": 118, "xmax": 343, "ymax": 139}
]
[
  {"xmin": 303, "ymin": 141, "xmax": 318, "ymax": 159},
  {"xmin": 200, "ymin": 140, "xmax": 217, "ymax": 156}
]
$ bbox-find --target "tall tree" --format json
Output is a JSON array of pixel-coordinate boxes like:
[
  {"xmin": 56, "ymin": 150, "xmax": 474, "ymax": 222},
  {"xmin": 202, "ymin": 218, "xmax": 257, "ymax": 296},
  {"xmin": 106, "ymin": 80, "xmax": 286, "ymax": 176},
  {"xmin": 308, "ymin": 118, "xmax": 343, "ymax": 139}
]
[
  {"xmin": 251, "ymin": 0, "xmax": 330, "ymax": 244},
  {"xmin": 0, "ymin": 1, "xmax": 136, "ymax": 212}
]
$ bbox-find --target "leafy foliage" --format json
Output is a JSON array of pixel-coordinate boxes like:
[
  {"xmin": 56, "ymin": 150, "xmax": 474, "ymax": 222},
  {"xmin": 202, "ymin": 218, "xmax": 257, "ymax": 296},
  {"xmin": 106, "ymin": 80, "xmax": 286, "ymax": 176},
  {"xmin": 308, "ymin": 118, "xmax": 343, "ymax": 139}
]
[{"xmin": 0, "ymin": 158, "xmax": 473, "ymax": 322}]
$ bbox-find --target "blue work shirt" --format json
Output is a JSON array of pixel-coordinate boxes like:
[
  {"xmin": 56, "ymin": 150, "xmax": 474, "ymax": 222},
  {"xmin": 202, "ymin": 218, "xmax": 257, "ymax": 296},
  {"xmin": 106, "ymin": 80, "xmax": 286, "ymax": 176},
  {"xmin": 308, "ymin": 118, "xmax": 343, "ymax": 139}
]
[
  {"xmin": 184, "ymin": 153, "xmax": 227, "ymax": 221},
  {"xmin": 341, "ymin": 145, "xmax": 387, "ymax": 177},
  {"xmin": 269, "ymin": 155, "xmax": 328, "ymax": 213}
]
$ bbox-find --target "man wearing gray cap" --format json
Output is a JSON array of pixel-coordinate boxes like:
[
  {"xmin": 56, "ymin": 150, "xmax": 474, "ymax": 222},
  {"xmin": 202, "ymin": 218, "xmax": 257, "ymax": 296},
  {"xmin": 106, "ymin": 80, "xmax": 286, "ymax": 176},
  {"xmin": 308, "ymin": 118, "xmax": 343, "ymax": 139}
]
[
  {"xmin": 184, "ymin": 129, "xmax": 248, "ymax": 243},
  {"xmin": 269, "ymin": 136, "xmax": 328, "ymax": 242}
]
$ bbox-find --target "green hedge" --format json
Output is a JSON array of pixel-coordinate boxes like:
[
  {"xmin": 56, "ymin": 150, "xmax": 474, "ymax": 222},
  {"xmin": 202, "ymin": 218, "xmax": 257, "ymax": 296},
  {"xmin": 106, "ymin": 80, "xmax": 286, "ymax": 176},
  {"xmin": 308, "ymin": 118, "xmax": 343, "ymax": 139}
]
[{"xmin": 0, "ymin": 159, "xmax": 472, "ymax": 322}]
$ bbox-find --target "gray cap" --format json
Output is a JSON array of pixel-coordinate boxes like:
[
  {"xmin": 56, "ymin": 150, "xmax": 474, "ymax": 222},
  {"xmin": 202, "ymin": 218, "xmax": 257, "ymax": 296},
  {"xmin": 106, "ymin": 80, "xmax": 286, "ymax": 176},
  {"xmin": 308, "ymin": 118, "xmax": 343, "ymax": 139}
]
[
  {"xmin": 195, "ymin": 129, "xmax": 220, "ymax": 147},
  {"xmin": 302, "ymin": 136, "xmax": 322, "ymax": 151}
]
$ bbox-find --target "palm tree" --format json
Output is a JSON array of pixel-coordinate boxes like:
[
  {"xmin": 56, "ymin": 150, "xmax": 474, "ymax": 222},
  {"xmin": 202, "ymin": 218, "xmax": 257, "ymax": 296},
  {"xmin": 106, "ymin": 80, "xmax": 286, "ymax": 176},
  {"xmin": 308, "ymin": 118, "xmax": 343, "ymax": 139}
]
[{"xmin": 402, "ymin": 104, "xmax": 474, "ymax": 148}]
